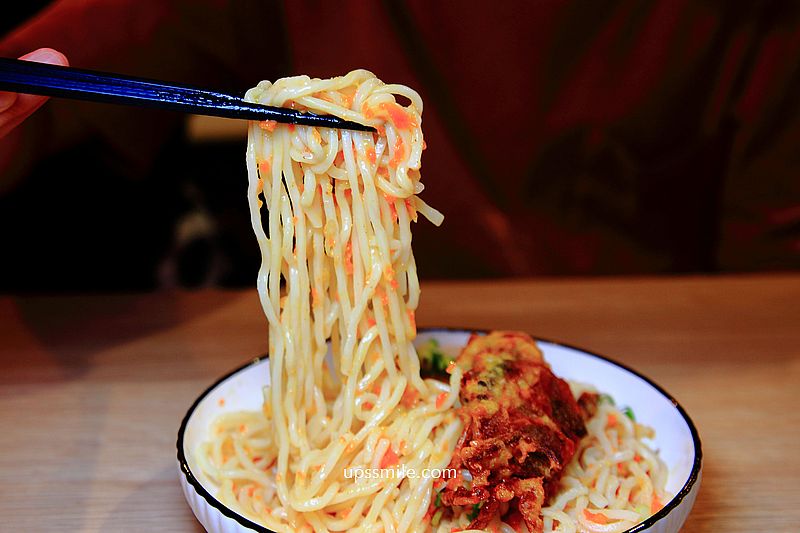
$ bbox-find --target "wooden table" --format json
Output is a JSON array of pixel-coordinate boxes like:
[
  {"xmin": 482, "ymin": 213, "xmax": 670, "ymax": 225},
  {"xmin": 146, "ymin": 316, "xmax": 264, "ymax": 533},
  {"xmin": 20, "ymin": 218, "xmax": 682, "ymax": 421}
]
[{"xmin": 1, "ymin": 274, "xmax": 798, "ymax": 532}]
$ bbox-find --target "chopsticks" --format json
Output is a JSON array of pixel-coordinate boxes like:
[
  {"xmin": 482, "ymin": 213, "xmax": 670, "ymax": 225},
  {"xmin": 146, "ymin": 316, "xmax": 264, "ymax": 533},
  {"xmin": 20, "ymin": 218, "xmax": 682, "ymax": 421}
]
[{"xmin": 0, "ymin": 57, "xmax": 375, "ymax": 132}]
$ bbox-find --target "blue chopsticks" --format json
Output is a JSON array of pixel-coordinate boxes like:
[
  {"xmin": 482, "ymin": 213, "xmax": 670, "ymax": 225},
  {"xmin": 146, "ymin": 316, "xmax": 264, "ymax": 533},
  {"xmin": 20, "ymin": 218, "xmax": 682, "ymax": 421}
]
[{"xmin": 0, "ymin": 57, "xmax": 374, "ymax": 132}]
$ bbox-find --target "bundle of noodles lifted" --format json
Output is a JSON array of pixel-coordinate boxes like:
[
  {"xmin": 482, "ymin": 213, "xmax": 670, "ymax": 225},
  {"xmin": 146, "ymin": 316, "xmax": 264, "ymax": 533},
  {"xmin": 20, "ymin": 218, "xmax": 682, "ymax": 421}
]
[
  {"xmin": 436, "ymin": 331, "xmax": 598, "ymax": 532},
  {"xmin": 192, "ymin": 69, "xmax": 674, "ymax": 532}
]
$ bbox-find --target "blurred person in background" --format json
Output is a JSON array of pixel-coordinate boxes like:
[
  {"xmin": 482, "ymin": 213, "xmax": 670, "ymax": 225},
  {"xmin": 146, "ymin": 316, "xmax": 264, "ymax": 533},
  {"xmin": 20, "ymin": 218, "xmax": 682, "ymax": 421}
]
[{"xmin": 1, "ymin": 0, "xmax": 798, "ymax": 292}]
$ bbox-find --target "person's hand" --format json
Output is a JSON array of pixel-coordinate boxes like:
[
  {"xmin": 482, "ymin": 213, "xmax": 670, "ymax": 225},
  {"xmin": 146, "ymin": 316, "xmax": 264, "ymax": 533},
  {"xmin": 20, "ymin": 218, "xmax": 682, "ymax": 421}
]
[{"xmin": 0, "ymin": 48, "xmax": 69, "ymax": 139}]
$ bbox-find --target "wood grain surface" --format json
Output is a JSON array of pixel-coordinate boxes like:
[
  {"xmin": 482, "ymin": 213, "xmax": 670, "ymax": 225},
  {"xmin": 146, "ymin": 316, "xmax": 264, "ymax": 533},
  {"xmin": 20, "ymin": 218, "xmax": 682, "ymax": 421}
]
[{"xmin": 1, "ymin": 274, "xmax": 798, "ymax": 532}]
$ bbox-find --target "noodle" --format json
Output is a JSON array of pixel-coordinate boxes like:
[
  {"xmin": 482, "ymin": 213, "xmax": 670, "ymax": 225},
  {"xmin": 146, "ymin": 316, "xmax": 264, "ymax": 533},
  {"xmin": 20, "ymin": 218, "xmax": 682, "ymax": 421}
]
[
  {"xmin": 434, "ymin": 385, "xmax": 671, "ymax": 533},
  {"xmin": 197, "ymin": 70, "xmax": 462, "ymax": 532},
  {"xmin": 196, "ymin": 70, "xmax": 670, "ymax": 533},
  {"xmin": 538, "ymin": 384, "xmax": 671, "ymax": 533}
]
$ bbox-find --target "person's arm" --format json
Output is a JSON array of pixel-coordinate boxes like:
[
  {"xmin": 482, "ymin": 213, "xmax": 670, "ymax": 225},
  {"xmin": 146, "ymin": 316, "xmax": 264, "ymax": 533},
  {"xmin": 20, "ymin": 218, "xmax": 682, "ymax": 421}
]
[
  {"xmin": 0, "ymin": 0, "xmax": 186, "ymax": 189},
  {"xmin": 0, "ymin": 48, "xmax": 68, "ymax": 191},
  {"xmin": 0, "ymin": 49, "xmax": 68, "ymax": 139},
  {"xmin": 0, "ymin": 0, "xmax": 287, "ymax": 190}
]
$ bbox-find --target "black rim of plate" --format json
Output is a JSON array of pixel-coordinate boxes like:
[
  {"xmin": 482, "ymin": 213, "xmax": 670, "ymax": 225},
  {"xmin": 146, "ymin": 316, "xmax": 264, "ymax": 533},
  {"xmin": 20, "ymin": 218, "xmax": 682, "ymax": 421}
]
[{"xmin": 176, "ymin": 327, "xmax": 703, "ymax": 533}]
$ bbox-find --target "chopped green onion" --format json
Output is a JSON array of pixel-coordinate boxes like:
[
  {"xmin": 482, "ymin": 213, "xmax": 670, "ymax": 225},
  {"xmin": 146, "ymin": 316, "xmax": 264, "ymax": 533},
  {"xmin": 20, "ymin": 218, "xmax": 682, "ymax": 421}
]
[
  {"xmin": 599, "ymin": 393, "xmax": 615, "ymax": 405},
  {"xmin": 467, "ymin": 503, "xmax": 481, "ymax": 521},
  {"xmin": 434, "ymin": 490, "xmax": 442, "ymax": 508},
  {"xmin": 418, "ymin": 338, "xmax": 454, "ymax": 375},
  {"xmin": 431, "ymin": 508, "xmax": 444, "ymax": 526},
  {"xmin": 623, "ymin": 406, "xmax": 636, "ymax": 421}
]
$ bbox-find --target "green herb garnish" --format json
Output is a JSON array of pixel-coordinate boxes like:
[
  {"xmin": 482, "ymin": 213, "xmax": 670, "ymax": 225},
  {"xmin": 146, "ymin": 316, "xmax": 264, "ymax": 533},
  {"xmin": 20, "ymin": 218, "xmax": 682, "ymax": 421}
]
[
  {"xmin": 418, "ymin": 338, "xmax": 454, "ymax": 376},
  {"xmin": 467, "ymin": 503, "xmax": 481, "ymax": 521},
  {"xmin": 623, "ymin": 406, "xmax": 636, "ymax": 421},
  {"xmin": 599, "ymin": 393, "xmax": 615, "ymax": 405}
]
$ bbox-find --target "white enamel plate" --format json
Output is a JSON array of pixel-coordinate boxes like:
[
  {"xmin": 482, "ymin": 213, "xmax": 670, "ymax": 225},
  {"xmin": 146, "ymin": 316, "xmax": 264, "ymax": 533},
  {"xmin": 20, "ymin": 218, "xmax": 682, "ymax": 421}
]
[{"xmin": 177, "ymin": 328, "xmax": 702, "ymax": 533}]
